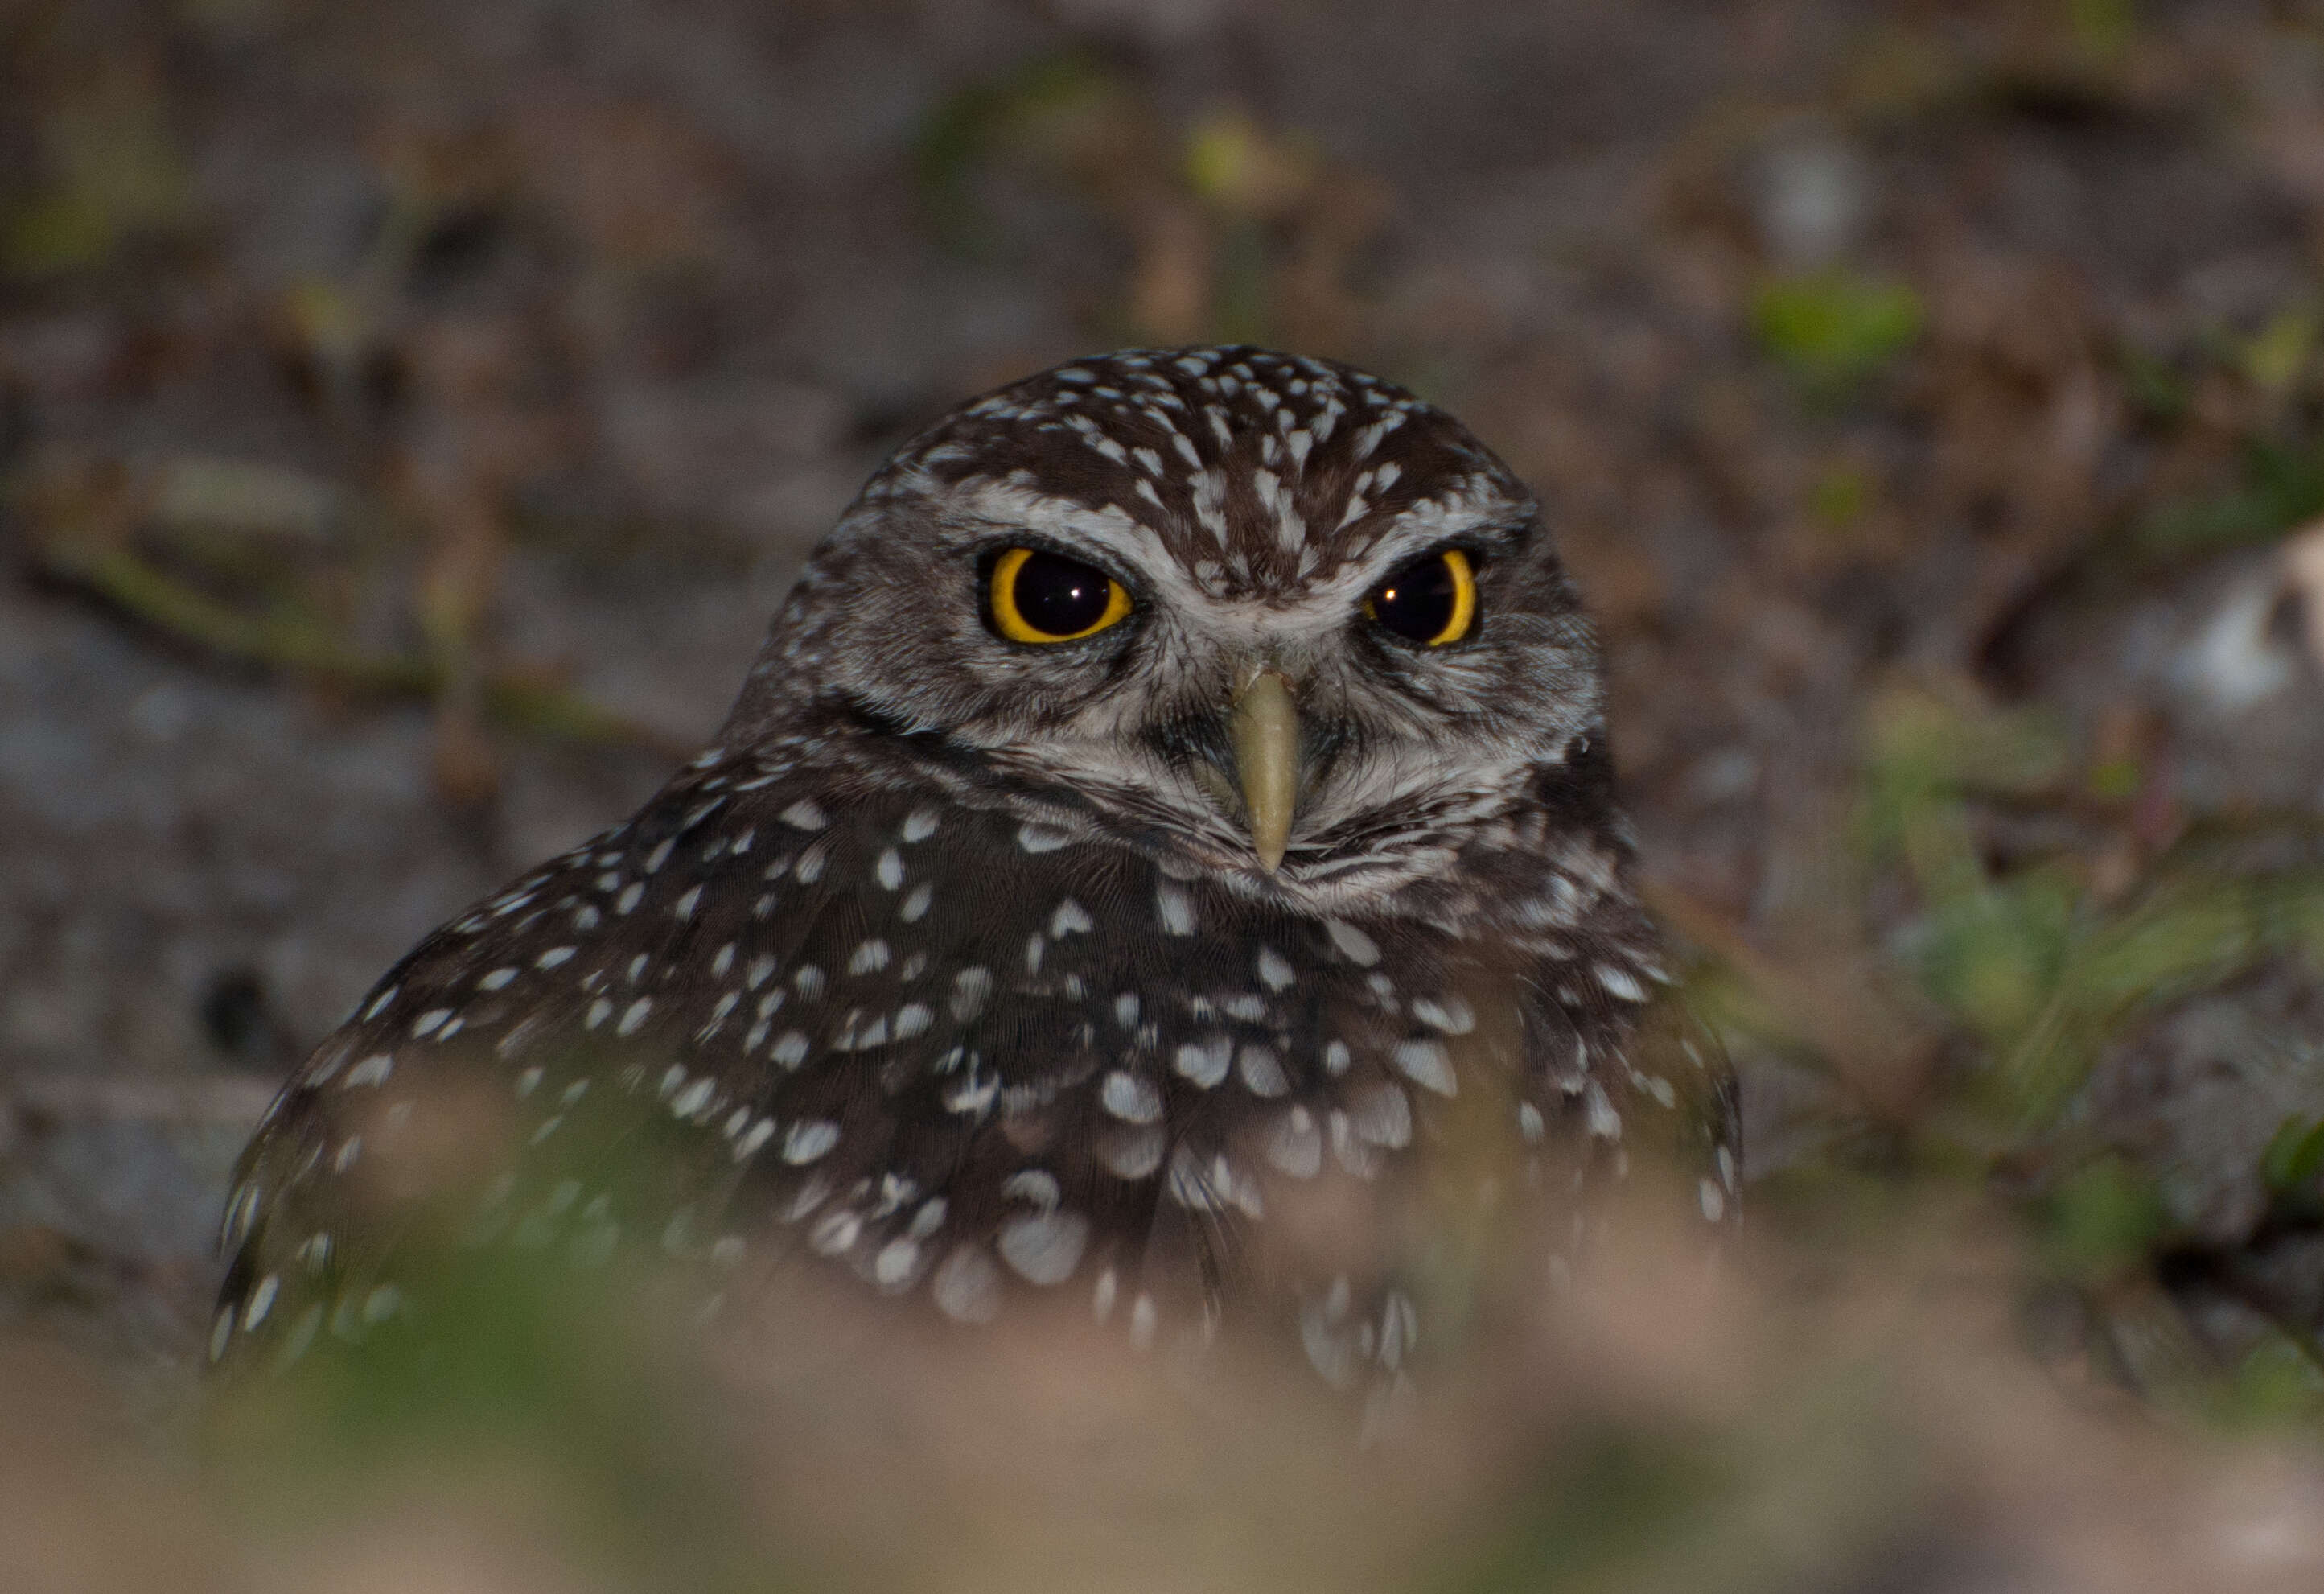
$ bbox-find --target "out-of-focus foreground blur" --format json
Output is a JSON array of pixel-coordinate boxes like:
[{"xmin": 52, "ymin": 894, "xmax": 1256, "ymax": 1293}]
[{"xmin": 6, "ymin": 1, "xmax": 2324, "ymax": 1588}]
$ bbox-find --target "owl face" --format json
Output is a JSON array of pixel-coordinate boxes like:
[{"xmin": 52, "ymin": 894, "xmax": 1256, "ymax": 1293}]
[{"xmin": 732, "ymin": 348, "xmax": 1606, "ymax": 900}]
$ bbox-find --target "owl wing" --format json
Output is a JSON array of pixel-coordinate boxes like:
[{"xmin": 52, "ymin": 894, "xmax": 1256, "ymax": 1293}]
[{"xmin": 216, "ymin": 756, "xmax": 1677, "ymax": 1384}]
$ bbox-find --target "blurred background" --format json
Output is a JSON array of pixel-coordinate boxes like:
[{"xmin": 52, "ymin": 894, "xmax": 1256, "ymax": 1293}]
[{"xmin": 6, "ymin": 0, "xmax": 2324, "ymax": 1588}]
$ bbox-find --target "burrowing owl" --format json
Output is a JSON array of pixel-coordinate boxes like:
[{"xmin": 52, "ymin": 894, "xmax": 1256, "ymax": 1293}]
[{"xmin": 216, "ymin": 346, "xmax": 1734, "ymax": 1394}]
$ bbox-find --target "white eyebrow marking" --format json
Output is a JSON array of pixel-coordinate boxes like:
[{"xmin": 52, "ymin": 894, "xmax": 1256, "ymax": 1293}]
[{"xmin": 932, "ymin": 463, "xmax": 1519, "ymax": 629}]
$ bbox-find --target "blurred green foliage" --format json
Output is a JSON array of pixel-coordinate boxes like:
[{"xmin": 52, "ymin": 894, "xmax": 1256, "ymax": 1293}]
[
  {"xmin": 207, "ymin": 1245, "xmax": 790, "ymax": 1593},
  {"xmin": 1444, "ymin": 1364, "xmax": 1929, "ymax": 1594},
  {"xmin": 911, "ymin": 56, "xmax": 1381, "ymax": 352},
  {"xmin": 2134, "ymin": 436, "xmax": 2324, "ymax": 562},
  {"xmin": 1863, "ymin": 686, "xmax": 2324, "ymax": 1131},
  {"xmin": 2217, "ymin": 1332, "xmax": 2324, "ymax": 1427},
  {"xmin": 1808, "ymin": 463, "xmax": 1875, "ymax": 531},
  {"xmin": 2261, "ymin": 1114, "xmax": 2324, "ymax": 1209},
  {"xmin": 4, "ymin": 69, "xmax": 195, "ymax": 278},
  {"xmin": 2066, "ymin": 0, "xmax": 2141, "ymax": 62},
  {"xmin": 2116, "ymin": 340, "xmax": 2193, "ymax": 423},
  {"xmin": 1438, "ymin": 1425, "xmax": 1732, "ymax": 1594},
  {"xmin": 1853, "ymin": 680, "xmax": 2324, "ymax": 1406},
  {"xmin": 2239, "ymin": 306, "xmax": 2318, "ymax": 397},
  {"xmin": 1751, "ymin": 270, "xmax": 1925, "ymax": 398},
  {"xmin": 2041, "ymin": 1155, "xmax": 2166, "ymax": 1285},
  {"xmin": 911, "ymin": 51, "xmax": 1118, "ymax": 254}
]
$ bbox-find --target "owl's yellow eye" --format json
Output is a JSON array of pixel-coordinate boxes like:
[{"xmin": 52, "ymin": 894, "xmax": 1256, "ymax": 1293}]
[
  {"xmin": 1363, "ymin": 548, "xmax": 1476, "ymax": 646},
  {"xmin": 988, "ymin": 546, "xmax": 1133, "ymax": 644}
]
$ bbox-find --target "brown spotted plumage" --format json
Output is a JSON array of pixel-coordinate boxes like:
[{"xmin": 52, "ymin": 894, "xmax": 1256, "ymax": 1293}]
[{"xmin": 215, "ymin": 346, "xmax": 1736, "ymax": 1394}]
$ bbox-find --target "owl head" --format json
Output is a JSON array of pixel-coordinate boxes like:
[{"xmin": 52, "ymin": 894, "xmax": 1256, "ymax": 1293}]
[{"xmin": 721, "ymin": 347, "xmax": 1610, "ymax": 907}]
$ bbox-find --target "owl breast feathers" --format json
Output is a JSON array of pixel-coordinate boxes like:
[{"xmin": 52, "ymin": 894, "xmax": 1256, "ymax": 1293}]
[{"xmin": 215, "ymin": 345, "xmax": 1736, "ymax": 1390}]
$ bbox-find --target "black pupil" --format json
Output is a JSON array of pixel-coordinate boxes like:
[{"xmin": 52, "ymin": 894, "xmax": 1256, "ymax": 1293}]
[
  {"xmin": 1012, "ymin": 550, "xmax": 1114, "ymax": 636},
  {"xmin": 1370, "ymin": 553, "xmax": 1458, "ymax": 642}
]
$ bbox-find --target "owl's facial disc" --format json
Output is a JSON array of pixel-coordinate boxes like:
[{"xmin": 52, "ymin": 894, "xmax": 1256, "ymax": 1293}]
[{"xmin": 754, "ymin": 347, "xmax": 1610, "ymax": 896}]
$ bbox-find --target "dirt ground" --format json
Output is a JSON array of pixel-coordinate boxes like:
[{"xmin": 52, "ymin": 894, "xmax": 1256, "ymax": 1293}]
[{"xmin": 6, "ymin": 0, "xmax": 2324, "ymax": 1586}]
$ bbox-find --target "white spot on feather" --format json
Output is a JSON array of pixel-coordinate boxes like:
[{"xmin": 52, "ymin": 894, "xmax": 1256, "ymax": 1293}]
[
  {"xmin": 1237, "ymin": 1044, "xmax": 1290, "ymax": 1098},
  {"xmin": 1096, "ymin": 1125, "xmax": 1166, "ymax": 1179},
  {"xmin": 1102, "ymin": 1070, "xmax": 1163, "ymax": 1123},
  {"xmin": 1256, "ymin": 947, "xmax": 1296, "ymax": 991},
  {"xmin": 784, "ymin": 1121, "xmax": 840, "ymax": 1164},
  {"xmin": 1268, "ymin": 1106, "xmax": 1323, "ymax": 1178},
  {"xmin": 1351, "ymin": 1083, "xmax": 1413, "ymax": 1148},
  {"xmin": 1391, "ymin": 1039, "xmax": 1457, "ymax": 1097},
  {"xmin": 242, "ymin": 1274, "xmax": 278, "ymax": 1332},
  {"xmin": 874, "ymin": 1238, "xmax": 921, "ymax": 1287},
  {"xmin": 343, "ymin": 1054, "xmax": 393, "ymax": 1089},
  {"xmin": 1411, "ymin": 995, "xmax": 1476, "ymax": 1035},
  {"xmin": 1596, "ymin": 964, "xmax": 1649, "ymax": 1003},
  {"xmin": 998, "ymin": 1209, "xmax": 1089, "ymax": 1285},
  {"xmin": 1174, "ymin": 1036, "xmax": 1232, "ymax": 1089},
  {"xmin": 932, "ymin": 1246, "xmax": 1001, "ymax": 1323},
  {"xmin": 1156, "ymin": 885, "xmax": 1195, "ymax": 936},
  {"xmin": 1325, "ymin": 920, "xmax": 1380, "ymax": 966},
  {"xmin": 1586, "ymin": 1082, "xmax": 1623, "ymax": 1140}
]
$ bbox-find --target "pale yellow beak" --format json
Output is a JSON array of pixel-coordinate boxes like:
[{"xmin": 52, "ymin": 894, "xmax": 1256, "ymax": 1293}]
[{"xmin": 1228, "ymin": 670, "xmax": 1298, "ymax": 873}]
